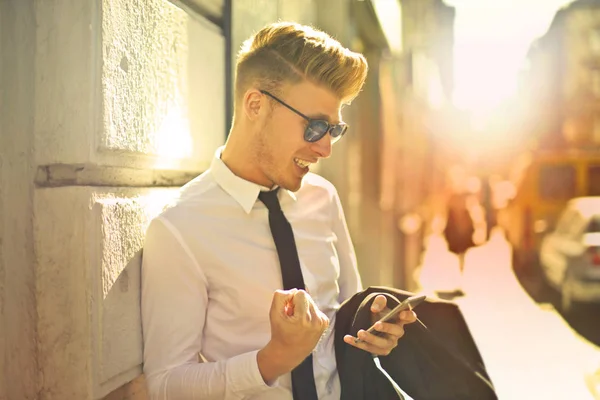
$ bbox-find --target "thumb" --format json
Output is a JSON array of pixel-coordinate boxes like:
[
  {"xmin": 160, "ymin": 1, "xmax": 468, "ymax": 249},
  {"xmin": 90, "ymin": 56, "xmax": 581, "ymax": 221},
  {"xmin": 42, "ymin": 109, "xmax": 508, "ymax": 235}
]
[
  {"xmin": 271, "ymin": 289, "xmax": 297, "ymax": 315},
  {"xmin": 371, "ymin": 294, "xmax": 387, "ymax": 313}
]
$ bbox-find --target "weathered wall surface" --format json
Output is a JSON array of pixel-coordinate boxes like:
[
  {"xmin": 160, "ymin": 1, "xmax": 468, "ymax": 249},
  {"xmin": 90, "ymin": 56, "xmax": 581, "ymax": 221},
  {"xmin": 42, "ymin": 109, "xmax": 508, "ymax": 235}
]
[
  {"xmin": 1, "ymin": 0, "xmax": 225, "ymax": 399},
  {"xmin": 33, "ymin": 0, "xmax": 224, "ymax": 398},
  {"xmin": 0, "ymin": 1, "xmax": 38, "ymax": 399}
]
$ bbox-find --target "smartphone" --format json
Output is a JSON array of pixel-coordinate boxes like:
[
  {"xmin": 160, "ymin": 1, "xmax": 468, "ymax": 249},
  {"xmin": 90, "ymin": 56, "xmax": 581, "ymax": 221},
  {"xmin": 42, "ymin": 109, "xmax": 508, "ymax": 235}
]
[{"xmin": 355, "ymin": 294, "xmax": 426, "ymax": 343}]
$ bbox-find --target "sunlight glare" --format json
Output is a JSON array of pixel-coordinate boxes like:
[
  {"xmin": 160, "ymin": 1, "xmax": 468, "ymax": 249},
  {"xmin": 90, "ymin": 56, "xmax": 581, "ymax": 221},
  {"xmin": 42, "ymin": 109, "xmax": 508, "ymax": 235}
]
[
  {"xmin": 448, "ymin": 0, "xmax": 575, "ymax": 115},
  {"xmin": 155, "ymin": 100, "xmax": 194, "ymax": 164},
  {"xmin": 372, "ymin": 0, "xmax": 403, "ymax": 55}
]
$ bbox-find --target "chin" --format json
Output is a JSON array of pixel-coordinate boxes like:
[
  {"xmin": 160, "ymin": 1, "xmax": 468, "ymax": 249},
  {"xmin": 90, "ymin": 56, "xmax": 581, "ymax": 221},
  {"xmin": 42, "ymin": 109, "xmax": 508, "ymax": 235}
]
[{"xmin": 279, "ymin": 176, "xmax": 303, "ymax": 192}]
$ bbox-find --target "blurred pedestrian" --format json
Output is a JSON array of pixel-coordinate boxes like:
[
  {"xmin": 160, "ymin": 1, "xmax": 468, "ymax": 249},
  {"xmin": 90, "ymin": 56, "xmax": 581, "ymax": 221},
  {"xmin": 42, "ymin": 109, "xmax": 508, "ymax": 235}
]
[
  {"xmin": 481, "ymin": 175, "xmax": 496, "ymax": 240},
  {"xmin": 443, "ymin": 192, "xmax": 476, "ymax": 275}
]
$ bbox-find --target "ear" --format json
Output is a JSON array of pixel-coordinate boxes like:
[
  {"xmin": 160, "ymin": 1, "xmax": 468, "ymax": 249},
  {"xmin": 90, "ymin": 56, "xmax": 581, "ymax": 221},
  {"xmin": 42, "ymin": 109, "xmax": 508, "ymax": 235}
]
[{"xmin": 242, "ymin": 89, "xmax": 264, "ymax": 121}]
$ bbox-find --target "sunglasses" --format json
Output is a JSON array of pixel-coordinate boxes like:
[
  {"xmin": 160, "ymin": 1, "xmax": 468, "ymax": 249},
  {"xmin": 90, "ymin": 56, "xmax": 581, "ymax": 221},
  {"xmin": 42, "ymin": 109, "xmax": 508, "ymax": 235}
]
[{"xmin": 260, "ymin": 90, "xmax": 348, "ymax": 144}]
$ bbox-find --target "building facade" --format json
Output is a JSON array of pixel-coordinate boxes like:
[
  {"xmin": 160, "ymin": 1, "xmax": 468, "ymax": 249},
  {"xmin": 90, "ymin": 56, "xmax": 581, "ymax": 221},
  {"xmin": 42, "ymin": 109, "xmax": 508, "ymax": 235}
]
[{"xmin": 523, "ymin": 0, "xmax": 600, "ymax": 149}]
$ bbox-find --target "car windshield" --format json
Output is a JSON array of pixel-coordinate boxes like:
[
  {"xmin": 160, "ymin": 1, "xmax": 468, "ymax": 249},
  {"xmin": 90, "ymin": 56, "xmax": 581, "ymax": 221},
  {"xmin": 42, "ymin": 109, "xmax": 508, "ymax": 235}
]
[{"xmin": 587, "ymin": 217, "xmax": 600, "ymax": 233}]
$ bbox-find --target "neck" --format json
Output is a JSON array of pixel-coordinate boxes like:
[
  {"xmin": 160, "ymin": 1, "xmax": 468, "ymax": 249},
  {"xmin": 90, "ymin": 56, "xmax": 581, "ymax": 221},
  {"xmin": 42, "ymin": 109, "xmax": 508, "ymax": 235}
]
[{"xmin": 221, "ymin": 125, "xmax": 273, "ymax": 188}]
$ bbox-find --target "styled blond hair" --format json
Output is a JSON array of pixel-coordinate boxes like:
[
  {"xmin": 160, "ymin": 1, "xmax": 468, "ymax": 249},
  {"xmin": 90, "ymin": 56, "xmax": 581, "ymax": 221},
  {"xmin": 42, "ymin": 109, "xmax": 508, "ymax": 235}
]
[{"xmin": 235, "ymin": 21, "xmax": 368, "ymax": 106}]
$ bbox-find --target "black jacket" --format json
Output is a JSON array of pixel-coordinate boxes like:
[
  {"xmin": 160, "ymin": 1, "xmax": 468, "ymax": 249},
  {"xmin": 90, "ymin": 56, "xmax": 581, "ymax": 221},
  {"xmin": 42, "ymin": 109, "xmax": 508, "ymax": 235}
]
[{"xmin": 334, "ymin": 286, "xmax": 498, "ymax": 400}]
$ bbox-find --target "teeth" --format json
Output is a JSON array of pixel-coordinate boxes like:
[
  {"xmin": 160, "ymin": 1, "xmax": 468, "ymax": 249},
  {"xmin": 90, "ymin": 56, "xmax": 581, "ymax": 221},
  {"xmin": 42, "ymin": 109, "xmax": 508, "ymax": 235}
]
[{"xmin": 294, "ymin": 158, "xmax": 311, "ymax": 168}]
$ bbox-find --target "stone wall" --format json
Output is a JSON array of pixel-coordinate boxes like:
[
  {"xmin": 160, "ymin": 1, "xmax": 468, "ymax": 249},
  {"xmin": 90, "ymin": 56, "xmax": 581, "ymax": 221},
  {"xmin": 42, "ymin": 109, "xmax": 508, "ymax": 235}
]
[
  {"xmin": 1, "ymin": 0, "xmax": 225, "ymax": 399},
  {"xmin": 0, "ymin": 1, "xmax": 38, "ymax": 399}
]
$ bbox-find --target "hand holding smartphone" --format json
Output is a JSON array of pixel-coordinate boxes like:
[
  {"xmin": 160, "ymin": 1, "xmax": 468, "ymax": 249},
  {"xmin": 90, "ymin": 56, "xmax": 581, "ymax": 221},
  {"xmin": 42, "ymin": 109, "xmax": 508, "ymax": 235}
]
[{"xmin": 355, "ymin": 294, "xmax": 426, "ymax": 343}]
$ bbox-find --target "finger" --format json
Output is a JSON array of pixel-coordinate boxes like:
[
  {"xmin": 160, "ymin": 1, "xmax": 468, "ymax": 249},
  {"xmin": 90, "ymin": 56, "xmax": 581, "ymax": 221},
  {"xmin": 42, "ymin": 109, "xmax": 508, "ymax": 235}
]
[
  {"xmin": 284, "ymin": 300, "xmax": 295, "ymax": 316},
  {"xmin": 272, "ymin": 289, "xmax": 295, "ymax": 309},
  {"xmin": 305, "ymin": 295, "xmax": 317, "ymax": 324},
  {"xmin": 355, "ymin": 328, "xmax": 393, "ymax": 348},
  {"xmin": 272, "ymin": 289, "xmax": 298, "ymax": 318},
  {"xmin": 305, "ymin": 296, "xmax": 330, "ymax": 334},
  {"xmin": 318, "ymin": 310, "xmax": 330, "ymax": 330},
  {"xmin": 398, "ymin": 310, "xmax": 417, "ymax": 324},
  {"xmin": 273, "ymin": 289, "xmax": 297, "ymax": 302},
  {"xmin": 343, "ymin": 333, "xmax": 396, "ymax": 356},
  {"xmin": 292, "ymin": 290, "xmax": 311, "ymax": 320},
  {"xmin": 370, "ymin": 295, "xmax": 387, "ymax": 313},
  {"xmin": 371, "ymin": 321, "xmax": 406, "ymax": 339}
]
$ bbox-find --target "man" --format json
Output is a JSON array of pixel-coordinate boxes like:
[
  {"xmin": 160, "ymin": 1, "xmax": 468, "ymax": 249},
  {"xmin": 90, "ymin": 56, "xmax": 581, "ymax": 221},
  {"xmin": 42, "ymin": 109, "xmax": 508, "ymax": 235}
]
[{"xmin": 141, "ymin": 21, "xmax": 417, "ymax": 400}]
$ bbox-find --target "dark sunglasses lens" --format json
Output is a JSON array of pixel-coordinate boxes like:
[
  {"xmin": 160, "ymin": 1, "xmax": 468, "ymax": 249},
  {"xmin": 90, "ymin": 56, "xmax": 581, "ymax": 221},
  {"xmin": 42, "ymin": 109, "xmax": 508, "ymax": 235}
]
[
  {"xmin": 305, "ymin": 120, "xmax": 329, "ymax": 142},
  {"xmin": 330, "ymin": 124, "xmax": 347, "ymax": 139}
]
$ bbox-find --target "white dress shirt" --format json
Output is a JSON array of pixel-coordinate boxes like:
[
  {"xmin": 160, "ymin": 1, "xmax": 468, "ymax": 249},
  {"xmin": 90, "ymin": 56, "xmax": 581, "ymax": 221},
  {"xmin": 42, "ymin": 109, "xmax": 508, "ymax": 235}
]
[{"xmin": 141, "ymin": 147, "xmax": 363, "ymax": 399}]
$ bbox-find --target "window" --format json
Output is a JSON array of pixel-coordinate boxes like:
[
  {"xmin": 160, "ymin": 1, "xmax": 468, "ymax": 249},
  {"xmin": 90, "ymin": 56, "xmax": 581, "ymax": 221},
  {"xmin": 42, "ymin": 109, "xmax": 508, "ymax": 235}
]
[
  {"xmin": 589, "ymin": 165, "xmax": 600, "ymax": 195},
  {"xmin": 538, "ymin": 164, "xmax": 577, "ymax": 200}
]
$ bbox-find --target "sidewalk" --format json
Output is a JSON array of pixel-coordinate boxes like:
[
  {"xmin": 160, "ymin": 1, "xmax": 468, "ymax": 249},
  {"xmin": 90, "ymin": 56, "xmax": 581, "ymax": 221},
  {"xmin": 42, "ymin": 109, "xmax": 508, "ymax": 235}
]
[{"xmin": 414, "ymin": 228, "xmax": 600, "ymax": 400}]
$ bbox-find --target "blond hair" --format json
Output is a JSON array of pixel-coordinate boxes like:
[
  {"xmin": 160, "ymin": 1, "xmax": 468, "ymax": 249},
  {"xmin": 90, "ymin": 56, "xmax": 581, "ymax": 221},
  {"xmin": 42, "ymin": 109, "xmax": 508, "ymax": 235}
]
[{"xmin": 235, "ymin": 21, "xmax": 368, "ymax": 105}]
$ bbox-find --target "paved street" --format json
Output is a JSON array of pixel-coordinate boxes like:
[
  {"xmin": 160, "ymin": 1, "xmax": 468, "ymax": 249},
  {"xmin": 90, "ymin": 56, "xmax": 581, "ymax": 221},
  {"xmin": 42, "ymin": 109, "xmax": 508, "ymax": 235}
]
[{"xmin": 415, "ymin": 228, "xmax": 600, "ymax": 400}]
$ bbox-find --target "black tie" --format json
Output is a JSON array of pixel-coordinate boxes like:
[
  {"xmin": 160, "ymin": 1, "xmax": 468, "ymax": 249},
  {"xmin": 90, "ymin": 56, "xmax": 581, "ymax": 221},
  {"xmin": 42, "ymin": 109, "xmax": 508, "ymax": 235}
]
[{"xmin": 258, "ymin": 189, "xmax": 318, "ymax": 400}]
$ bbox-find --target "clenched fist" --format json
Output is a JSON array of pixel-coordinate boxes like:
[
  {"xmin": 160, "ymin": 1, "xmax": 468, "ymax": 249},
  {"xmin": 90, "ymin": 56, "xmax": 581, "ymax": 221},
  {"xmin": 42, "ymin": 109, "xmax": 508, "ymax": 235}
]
[{"xmin": 257, "ymin": 289, "xmax": 329, "ymax": 383}]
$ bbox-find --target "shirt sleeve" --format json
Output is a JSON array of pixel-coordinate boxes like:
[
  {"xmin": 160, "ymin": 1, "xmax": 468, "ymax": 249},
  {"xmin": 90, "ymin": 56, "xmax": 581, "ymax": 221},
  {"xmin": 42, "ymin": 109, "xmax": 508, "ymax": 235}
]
[
  {"xmin": 331, "ymin": 189, "xmax": 363, "ymax": 303},
  {"xmin": 141, "ymin": 216, "xmax": 276, "ymax": 400}
]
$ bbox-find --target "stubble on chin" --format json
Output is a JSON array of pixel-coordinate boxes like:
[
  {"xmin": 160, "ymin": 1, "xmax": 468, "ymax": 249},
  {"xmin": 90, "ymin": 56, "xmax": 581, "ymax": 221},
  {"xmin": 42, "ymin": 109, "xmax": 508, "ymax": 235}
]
[{"xmin": 254, "ymin": 121, "xmax": 304, "ymax": 192}]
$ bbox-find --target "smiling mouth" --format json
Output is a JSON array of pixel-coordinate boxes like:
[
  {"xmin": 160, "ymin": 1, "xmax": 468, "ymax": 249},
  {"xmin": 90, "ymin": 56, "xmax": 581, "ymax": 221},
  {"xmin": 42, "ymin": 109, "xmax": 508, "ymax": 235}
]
[{"xmin": 294, "ymin": 158, "xmax": 312, "ymax": 169}]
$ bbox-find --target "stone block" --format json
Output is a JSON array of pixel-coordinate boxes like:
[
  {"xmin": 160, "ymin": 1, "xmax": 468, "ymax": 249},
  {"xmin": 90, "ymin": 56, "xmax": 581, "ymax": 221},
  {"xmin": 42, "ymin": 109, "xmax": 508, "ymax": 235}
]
[
  {"xmin": 35, "ymin": 0, "xmax": 225, "ymax": 171},
  {"xmin": 35, "ymin": 187, "xmax": 180, "ymax": 400}
]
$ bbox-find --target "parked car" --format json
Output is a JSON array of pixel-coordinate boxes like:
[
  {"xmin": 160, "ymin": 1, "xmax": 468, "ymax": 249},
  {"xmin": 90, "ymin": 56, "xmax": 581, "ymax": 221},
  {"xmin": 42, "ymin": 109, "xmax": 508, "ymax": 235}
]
[
  {"xmin": 501, "ymin": 150, "xmax": 600, "ymax": 271},
  {"xmin": 539, "ymin": 197, "xmax": 600, "ymax": 312}
]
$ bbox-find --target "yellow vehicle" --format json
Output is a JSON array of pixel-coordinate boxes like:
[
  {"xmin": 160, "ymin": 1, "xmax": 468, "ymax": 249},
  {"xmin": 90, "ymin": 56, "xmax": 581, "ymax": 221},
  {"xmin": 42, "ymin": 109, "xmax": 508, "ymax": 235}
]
[{"xmin": 501, "ymin": 150, "xmax": 600, "ymax": 270}]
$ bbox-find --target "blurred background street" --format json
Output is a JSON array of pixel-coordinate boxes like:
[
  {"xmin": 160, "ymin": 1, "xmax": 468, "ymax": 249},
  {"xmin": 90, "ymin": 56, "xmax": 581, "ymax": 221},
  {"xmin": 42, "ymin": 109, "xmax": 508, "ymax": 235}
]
[{"xmin": 417, "ymin": 224, "xmax": 600, "ymax": 399}]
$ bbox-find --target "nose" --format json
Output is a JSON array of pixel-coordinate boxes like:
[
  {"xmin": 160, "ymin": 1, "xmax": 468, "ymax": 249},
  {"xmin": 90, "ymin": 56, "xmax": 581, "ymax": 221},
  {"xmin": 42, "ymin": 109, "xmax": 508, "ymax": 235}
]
[{"xmin": 310, "ymin": 133, "xmax": 332, "ymax": 159}]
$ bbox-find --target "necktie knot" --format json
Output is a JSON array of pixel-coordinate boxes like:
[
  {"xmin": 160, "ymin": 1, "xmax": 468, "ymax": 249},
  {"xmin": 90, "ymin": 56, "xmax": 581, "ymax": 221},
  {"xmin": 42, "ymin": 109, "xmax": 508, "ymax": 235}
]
[{"xmin": 258, "ymin": 189, "xmax": 281, "ymax": 212}]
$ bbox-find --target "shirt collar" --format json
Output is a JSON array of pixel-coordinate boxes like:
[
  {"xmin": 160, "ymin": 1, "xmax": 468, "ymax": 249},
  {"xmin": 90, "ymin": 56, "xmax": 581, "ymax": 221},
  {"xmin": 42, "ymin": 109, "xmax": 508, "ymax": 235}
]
[{"xmin": 210, "ymin": 146, "xmax": 297, "ymax": 214}]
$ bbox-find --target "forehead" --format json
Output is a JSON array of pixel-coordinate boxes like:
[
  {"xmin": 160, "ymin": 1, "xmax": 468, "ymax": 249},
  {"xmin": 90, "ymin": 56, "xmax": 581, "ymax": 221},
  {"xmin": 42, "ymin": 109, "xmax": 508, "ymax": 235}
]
[{"xmin": 282, "ymin": 81, "xmax": 343, "ymax": 121}]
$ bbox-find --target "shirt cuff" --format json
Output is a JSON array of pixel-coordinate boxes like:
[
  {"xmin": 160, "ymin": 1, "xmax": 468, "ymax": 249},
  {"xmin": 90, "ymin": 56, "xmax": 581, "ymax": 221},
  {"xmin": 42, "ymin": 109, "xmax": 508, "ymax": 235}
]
[{"xmin": 226, "ymin": 350, "xmax": 279, "ymax": 396}]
